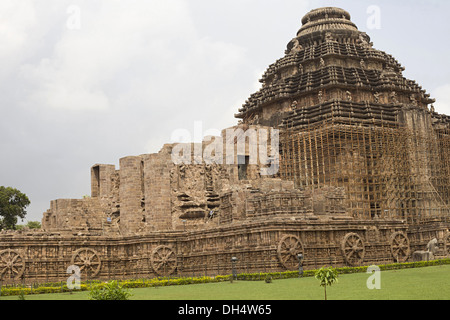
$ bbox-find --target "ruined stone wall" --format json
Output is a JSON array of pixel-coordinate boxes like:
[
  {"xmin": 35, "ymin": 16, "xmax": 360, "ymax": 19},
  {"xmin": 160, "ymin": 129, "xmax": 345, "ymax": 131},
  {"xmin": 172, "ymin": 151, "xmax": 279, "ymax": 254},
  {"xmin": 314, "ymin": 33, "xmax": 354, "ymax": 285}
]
[
  {"xmin": 41, "ymin": 198, "xmax": 105, "ymax": 234},
  {"xmin": 42, "ymin": 124, "xmax": 277, "ymax": 235}
]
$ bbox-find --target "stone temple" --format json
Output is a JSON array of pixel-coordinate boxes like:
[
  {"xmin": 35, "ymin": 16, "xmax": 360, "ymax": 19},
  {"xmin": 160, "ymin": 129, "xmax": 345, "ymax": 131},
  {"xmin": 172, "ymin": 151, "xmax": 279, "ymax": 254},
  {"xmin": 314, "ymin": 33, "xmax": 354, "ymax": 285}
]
[{"xmin": 1, "ymin": 7, "xmax": 450, "ymax": 283}]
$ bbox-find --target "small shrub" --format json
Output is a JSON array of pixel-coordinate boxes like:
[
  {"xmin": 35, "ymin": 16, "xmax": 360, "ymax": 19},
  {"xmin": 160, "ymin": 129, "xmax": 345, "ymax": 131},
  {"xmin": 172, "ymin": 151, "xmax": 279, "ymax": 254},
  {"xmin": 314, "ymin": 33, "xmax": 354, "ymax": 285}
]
[
  {"xmin": 88, "ymin": 281, "xmax": 132, "ymax": 300},
  {"xmin": 18, "ymin": 291, "xmax": 26, "ymax": 300},
  {"xmin": 264, "ymin": 276, "xmax": 273, "ymax": 284}
]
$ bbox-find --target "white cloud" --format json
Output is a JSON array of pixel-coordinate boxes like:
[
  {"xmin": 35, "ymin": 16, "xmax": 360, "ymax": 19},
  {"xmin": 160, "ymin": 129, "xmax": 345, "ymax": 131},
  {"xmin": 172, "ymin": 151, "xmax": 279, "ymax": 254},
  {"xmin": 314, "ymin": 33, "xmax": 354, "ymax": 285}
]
[
  {"xmin": 18, "ymin": 1, "xmax": 183, "ymax": 110},
  {"xmin": 0, "ymin": 0, "xmax": 37, "ymax": 80},
  {"xmin": 433, "ymin": 84, "xmax": 450, "ymax": 115},
  {"xmin": 0, "ymin": 1, "xmax": 35, "ymax": 49},
  {"xmin": 15, "ymin": 0, "xmax": 250, "ymax": 114}
]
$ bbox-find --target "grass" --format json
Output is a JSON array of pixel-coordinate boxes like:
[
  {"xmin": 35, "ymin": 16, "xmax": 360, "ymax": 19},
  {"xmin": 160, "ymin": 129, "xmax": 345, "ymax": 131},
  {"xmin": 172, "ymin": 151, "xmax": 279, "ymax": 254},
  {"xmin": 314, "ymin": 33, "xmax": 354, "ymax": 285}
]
[{"xmin": 1, "ymin": 265, "xmax": 449, "ymax": 300}]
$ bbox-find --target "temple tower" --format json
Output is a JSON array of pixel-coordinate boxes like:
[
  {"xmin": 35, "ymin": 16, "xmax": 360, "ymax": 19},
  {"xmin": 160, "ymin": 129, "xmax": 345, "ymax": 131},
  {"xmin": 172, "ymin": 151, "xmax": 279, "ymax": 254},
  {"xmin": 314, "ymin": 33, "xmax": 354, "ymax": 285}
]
[{"xmin": 236, "ymin": 7, "xmax": 450, "ymax": 222}]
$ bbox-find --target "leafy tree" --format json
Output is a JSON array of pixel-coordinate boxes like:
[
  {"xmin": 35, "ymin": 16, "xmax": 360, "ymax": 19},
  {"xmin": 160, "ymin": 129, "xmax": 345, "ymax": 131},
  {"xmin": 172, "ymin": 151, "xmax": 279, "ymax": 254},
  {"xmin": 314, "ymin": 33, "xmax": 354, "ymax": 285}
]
[
  {"xmin": 16, "ymin": 221, "xmax": 41, "ymax": 230},
  {"xmin": 315, "ymin": 267, "xmax": 339, "ymax": 300},
  {"xmin": 25, "ymin": 221, "xmax": 41, "ymax": 229},
  {"xmin": 0, "ymin": 187, "xmax": 31, "ymax": 230}
]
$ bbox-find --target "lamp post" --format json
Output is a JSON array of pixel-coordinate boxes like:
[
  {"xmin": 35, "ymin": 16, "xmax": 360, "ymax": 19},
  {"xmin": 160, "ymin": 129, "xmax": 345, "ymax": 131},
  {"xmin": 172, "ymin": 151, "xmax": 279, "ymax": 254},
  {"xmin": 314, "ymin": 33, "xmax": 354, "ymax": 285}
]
[
  {"xmin": 297, "ymin": 254, "xmax": 304, "ymax": 278},
  {"xmin": 231, "ymin": 257, "xmax": 238, "ymax": 280}
]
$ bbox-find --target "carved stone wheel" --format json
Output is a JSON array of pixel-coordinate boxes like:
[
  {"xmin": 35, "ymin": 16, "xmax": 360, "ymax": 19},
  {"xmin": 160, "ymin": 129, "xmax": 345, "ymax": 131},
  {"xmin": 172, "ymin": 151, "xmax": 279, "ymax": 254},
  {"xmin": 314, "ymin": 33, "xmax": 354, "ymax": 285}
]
[
  {"xmin": 71, "ymin": 248, "xmax": 102, "ymax": 277},
  {"xmin": 151, "ymin": 245, "xmax": 177, "ymax": 276},
  {"xmin": 341, "ymin": 233, "xmax": 365, "ymax": 266},
  {"xmin": 443, "ymin": 232, "xmax": 450, "ymax": 257},
  {"xmin": 0, "ymin": 249, "xmax": 25, "ymax": 280},
  {"xmin": 390, "ymin": 232, "xmax": 411, "ymax": 263},
  {"xmin": 277, "ymin": 235, "xmax": 304, "ymax": 271}
]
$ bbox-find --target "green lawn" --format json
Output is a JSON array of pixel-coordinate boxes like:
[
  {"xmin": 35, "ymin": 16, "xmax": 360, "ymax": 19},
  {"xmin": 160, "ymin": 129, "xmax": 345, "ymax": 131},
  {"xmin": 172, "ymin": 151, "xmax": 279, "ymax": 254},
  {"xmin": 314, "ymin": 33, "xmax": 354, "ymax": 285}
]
[{"xmin": 1, "ymin": 265, "xmax": 449, "ymax": 300}]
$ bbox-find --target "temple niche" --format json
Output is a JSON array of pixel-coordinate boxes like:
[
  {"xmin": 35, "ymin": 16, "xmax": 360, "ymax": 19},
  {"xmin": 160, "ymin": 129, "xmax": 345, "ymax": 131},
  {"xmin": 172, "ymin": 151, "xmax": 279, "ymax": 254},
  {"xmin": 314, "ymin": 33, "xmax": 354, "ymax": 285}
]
[{"xmin": 1, "ymin": 7, "xmax": 449, "ymax": 284}]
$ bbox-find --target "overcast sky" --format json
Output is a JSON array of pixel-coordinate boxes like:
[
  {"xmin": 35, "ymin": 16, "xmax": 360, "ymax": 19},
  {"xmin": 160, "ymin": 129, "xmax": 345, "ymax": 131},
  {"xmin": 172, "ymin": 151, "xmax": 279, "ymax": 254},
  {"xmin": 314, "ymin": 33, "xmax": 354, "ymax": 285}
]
[{"xmin": 1, "ymin": 0, "xmax": 449, "ymax": 223}]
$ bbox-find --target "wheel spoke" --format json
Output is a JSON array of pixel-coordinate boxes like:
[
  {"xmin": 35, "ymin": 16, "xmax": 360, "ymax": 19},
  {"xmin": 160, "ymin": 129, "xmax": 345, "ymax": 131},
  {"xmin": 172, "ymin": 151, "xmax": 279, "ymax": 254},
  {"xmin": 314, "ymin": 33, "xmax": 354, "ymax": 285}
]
[
  {"xmin": 281, "ymin": 253, "xmax": 291, "ymax": 263},
  {"xmin": 345, "ymin": 250, "xmax": 355, "ymax": 260},
  {"xmin": 11, "ymin": 266, "xmax": 19, "ymax": 275},
  {"xmin": 0, "ymin": 254, "xmax": 8, "ymax": 264},
  {"xmin": 0, "ymin": 267, "xmax": 8, "ymax": 277},
  {"xmin": 289, "ymin": 237, "xmax": 297, "ymax": 248}
]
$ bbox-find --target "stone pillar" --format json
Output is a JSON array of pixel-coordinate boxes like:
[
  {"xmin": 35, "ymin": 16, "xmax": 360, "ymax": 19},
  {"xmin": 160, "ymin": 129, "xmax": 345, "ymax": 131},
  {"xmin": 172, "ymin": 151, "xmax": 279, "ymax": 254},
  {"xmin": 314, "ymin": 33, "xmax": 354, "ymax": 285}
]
[
  {"xmin": 119, "ymin": 156, "xmax": 145, "ymax": 235},
  {"xmin": 91, "ymin": 164, "xmax": 116, "ymax": 198},
  {"xmin": 143, "ymin": 149, "xmax": 173, "ymax": 231}
]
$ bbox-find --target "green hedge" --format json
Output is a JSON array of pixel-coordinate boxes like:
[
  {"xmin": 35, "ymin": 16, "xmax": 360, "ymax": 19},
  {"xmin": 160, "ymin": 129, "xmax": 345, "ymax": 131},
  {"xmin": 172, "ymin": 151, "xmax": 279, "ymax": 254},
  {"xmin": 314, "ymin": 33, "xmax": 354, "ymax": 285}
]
[
  {"xmin": 0, "ymin": 285, "xmax": 91, "ymax": 297},
  {"xmin": 1, "ymin": 258, "xmax": 449, "ymax": 297}
]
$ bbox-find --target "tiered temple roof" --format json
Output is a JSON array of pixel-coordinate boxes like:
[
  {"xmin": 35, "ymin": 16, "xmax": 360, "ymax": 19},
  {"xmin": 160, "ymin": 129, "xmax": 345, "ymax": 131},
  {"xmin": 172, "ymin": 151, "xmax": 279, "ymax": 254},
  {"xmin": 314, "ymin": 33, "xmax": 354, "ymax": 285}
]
[{"xmin": 235, "ymin": 7, "xmax": 436, "ymax": 128}]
